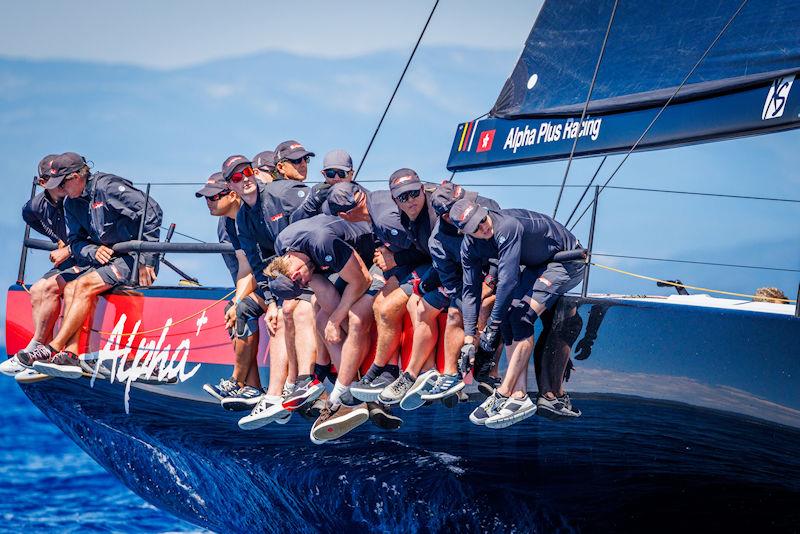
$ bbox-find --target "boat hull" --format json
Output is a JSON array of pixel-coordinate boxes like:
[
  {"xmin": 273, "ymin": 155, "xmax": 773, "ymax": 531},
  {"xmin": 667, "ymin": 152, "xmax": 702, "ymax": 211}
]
[{"xmin": 6, "ymin": 286, "xmax": 800, "ymax": 532}]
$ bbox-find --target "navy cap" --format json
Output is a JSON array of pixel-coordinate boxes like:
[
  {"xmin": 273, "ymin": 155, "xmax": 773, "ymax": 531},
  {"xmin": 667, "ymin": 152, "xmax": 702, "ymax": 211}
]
[
  {"xmin": 430, "ymin": 182, "xmax": 468, "ymax": 216},
  {"xmin": 327, "ymin": 182, "xmax": 362, "ymax": 215},
  {"xmin": 321, "ymin": 149, "xmax": 353, "ymax": 172},
  {"xmin": 37, "ymin": 154, "xmax": 58, "ymax": 180},
  {"xmin": 195, "ymin": 172, "xmax": 228, "ymax": 198},
  {"xmin": 449, "ymin": 198, "xmax": 488, "ymax": 234},
  {"xmin": 275, "ymin": 140, "xmax": 315, "ymax": 162},
  {"xmin": 221, "ymin": 154, "xmax": 252, "ymax": 180},
  {"xmin": 388, "ymin": 168, "xmax": 421, "ymax": 199},
  {"xmin": 253, "ymin": 150, "xmax": 276, "ymax": 171},
  {"xmin": 268, "ymin": 273, "xmax": 304, "ymax": 300},
  {"xmin": 44, "ymin": 152, "xmax": 86, "ymax": 190}
]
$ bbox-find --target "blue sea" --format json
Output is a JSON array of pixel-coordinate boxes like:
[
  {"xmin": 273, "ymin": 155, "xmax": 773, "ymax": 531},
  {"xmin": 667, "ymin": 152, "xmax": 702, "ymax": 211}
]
[{"xmin": 0, "ymin": 363, "xmax": 205, "ymax": 533}]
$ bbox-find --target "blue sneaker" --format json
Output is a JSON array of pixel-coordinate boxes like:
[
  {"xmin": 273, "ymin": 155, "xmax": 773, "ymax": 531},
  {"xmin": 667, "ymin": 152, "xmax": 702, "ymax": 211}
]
[
  {"xmin": 221, "ymin": 386, "xmax": 263, "ymax": 411},
  {"xmin": 203, "ymin": 377, "xmax": 239, "ymax": 402},
  {"xmin": 421, "ymin": 372, "xmax": 465, "ymax": 400}
]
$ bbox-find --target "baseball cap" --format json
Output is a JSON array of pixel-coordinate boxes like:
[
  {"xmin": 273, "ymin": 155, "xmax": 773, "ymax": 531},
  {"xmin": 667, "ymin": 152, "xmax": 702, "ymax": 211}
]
[
  {"xmin": 449, "ymin": 198, "xmax": 488, "ymax": 235},
  {"xmin": 253, "ymin": 150, "xmax": 276, "ymax": 171},
  {"xmin": 221, "ymin": 154, "xmax": 252, "ymax": 180},
  {"xmin": 44, "ymin": 152, "xmax": 87, "ymax": 190},
  {"xmin": 388, "ymin": 168, "xmax": 422, "ymax": 199},
  {"xmin": 37, "ymin": 154, "xmax": 58, "ymax": 180},
  {"xmin": 195, "ymin": 172, "xmax": 228, "ymax": 198},
  {"xmin": 274, "ymin": 140, "xmax": 315, "ymax": 162},
  {"xmin": 327, "ymin": 182, "xmax": 362, "ymax": 215},
  {"xmin": 430, "ymin": 182, "xmax": 468, "ymax": 216},
  {"xmin": 268, "ymin": 273, "xmax": 304, "ymax": 300},
  {"xmin": 321, "ymin": 149, "xmax": 353, "ymax": 172}
]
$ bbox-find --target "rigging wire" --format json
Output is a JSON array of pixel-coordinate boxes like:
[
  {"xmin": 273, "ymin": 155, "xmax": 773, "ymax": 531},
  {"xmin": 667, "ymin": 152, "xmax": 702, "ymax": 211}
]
[
  {"xmin": 563, "ymin": 156, "xmax": 607, "ymax": 227},
  {"xmin": 568, "ymin": 0, "xmax": 750, "ymax": 231},
  {"xmin": 552, "ymin": 0, "xmax": 618, "ymax": 219},
  {"xmin": 592, "ymin": 253, "xmax": 800, "ymax": 273},
  {"xmin": 353, "ymin": 0, "xmax": 440, "ymax": 179}
]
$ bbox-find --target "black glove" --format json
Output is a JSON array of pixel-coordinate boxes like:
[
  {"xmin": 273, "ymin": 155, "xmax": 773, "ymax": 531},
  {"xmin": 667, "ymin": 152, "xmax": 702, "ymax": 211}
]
[
  {"xmin": 458, "ymin": 343, "xmax": 476, "ymax": 376},
  {"xmin": 479, "ymin": 322, "xmax": 501, "ymax": 353},
  {"xmin": 574, "ymin": 338, "xmax": 593, "ymax": 360}
]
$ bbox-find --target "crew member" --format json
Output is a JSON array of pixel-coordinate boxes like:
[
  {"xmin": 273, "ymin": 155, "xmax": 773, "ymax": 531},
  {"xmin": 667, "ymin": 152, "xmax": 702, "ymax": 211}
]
[{"xmin": 290, "ymin": 149, "xmax": 355, "ymax": 223}]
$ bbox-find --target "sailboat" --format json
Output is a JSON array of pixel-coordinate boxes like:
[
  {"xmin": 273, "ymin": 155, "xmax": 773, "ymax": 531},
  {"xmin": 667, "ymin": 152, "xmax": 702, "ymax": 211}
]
[{"xmin": 5, "ymin": 0, "xmax": 800, "ymax": 531}]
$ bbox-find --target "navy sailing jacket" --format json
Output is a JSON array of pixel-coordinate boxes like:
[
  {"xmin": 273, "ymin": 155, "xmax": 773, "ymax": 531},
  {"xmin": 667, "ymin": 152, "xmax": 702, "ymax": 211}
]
[
  {"xmin": 236, "ymin": 179, "xmax": 309, "ymax": 287},
  {"xmin": 290, "ymin": 183, "xmax": 333, "ymax": 223},
  {"xmin": 64, "ymin": 172, "xmax": 162, "ymax": 267},
  {"xmin": 461, "ymin": 208, "xmax": 579, "ymax": 336},
  {"xmin": 275, "ymin": 214, "xmax": 375, "ymax": 272},
  {"xmin": 217, "ymin": 216, "xmax": 241, "ymax": 285},
  {"xmin": 22, "ymin": 191, "xmax": 68, "ymax": 244},
  {"xmin": 366, "ymin": 190, "xmax": 428, "ymax": 273}
]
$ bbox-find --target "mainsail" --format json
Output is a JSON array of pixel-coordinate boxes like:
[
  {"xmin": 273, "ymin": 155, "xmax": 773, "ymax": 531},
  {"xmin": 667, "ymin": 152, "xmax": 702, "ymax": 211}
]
[{"xmin": 447, "ymin": 0, "xmax": 800, "ymax": 171}]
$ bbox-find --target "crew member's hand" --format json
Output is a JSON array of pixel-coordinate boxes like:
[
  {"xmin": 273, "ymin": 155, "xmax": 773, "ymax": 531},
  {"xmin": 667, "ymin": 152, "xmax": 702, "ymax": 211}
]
[
  {"xmin": 225, "ymin": 303, "xmax": 238, "ymax": 331},
  {"xmin": 458, "ymin": 343, "xmax": 476, "ymax": 376},
  {"xmin": 479, "ymin": 322, "xmax": 501, "ymax": 353},
  {"xmin": 138, "ymin": 265, "xmax": 156, "ymax": 287},
  {"xmin": 49, "ymin": 246, "xmax": 71, "ymax": 267},
  {"xmin": 373, "ymin": 246, "xmax": 396, "ymax": 271},
  {"xmin": 324, "ymin": 319, "xmax": 342, "ymax": 344},
  {"xmin": 574, "ymin": 338, "xmax": 593, "ymax": 360},
  {"xmin": 265, "ymin": 301, "xmax": 279, "ymax": 336},
  {"xmin": 95, "ymin": 245, "xmax": 114, "ymax": 265}
]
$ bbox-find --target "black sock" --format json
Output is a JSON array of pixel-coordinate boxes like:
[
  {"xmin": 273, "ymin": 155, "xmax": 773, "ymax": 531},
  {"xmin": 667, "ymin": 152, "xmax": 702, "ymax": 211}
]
[
  {"xmin": 313, "ymin": 363, "xmax": 331, "ymax": 383},
  {"xmin": 384, "ymin": 364, "xmax": 400, "ymax": 377},
  {"xmin": 364, "ymin": 363, "xmax": 385, "ymax": 381}
]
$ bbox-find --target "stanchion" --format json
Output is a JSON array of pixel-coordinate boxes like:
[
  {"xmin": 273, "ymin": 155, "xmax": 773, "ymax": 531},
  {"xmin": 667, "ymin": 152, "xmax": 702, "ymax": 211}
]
[{"xmin": 581, "ymin": 186, "xmax": 599, "ymax": 298}]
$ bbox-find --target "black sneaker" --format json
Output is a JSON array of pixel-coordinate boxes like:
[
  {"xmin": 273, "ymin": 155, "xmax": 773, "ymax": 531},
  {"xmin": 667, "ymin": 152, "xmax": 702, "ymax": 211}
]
[
  {"xmin": 33, "ymin": 350, "xmax": 83, "ymax": 379},
  {"xmin": 475, "ymin": 375, "xmax": 502, "ymax": 398},
  {"xmin": 16, "ymin": 343, "xmax": 55, "ymax": 368},
  {"xmin": 351, "ymin": 369, "xmax": 399, "ymax": 402},
  {"xmin": 220, "ymin": 386, "xmax": 263, "ymax": 411},
  {"xmin": 537, "ymin": 393, "xmax": 581, "ymax": 419},
  {"xmin": 367, "ymin": 402, "xmax": 403, "ymax": 430}
]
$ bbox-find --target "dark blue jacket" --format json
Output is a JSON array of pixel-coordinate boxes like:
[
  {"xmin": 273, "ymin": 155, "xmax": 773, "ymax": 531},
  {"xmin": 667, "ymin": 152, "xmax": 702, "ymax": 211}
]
[
  {"xmin": 429, "ymin": 192, "xmax": 500, "ymax": 297},
  {"xmin": 22, "ymin": 190, "xmax": 68, "ymax": 244},
  {"xmin": 64, "ymin": 172, "xmax": 162, "ymax": 267},
  {"xmin": 275, "ymin": 215, "xmax": 375, "ymax": 272},
  {"xmin": 217, "ymin": 216, "xmax": 241, "ymax": 285},
  {"xmin": 366, "ymin": 190, "xmax": 428, "ymax": 273},
  {"xmin": 236, "ymin": 179, "xmax": 309, "ymax": 286},
  {"xmin": 461, "ymin": 208, "xmax": 579, "ymax": 336},
  {"xmin": 290, "ymin": 183, "xmax": 333, "ymax": 223}
]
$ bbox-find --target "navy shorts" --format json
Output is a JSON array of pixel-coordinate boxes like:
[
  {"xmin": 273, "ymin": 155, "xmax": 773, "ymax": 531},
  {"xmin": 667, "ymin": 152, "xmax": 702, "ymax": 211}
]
[
  {"xmin": 422, "ymin": 287, "xmax": 463, "ymax": 312},
  {"xmin": 91, "ymin": 255, "xmax": 160, "ymax": 287},
  {"xmin": 42, "ymin": 258, "xmax": 87, "ymax": 284},
  {"xmin": 224, "ymin": 295, "xmax": 264, "ymax": 339},
  {"xmin": 276, "ymin": 288, "xmax": 314, "ymax": 307},
  {"xmin": 389, "ymin": 263, "xmax": 432, "ymax": 297},
  {"xmin": 331, "ymin": 264, "xmax": 386, "ymax": 298}
]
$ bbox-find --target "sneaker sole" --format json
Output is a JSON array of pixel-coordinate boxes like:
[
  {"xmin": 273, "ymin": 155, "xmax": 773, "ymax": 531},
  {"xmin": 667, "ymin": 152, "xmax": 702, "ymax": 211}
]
[
  {"xmin": 399, "ymin": 371, "xmax": 439, "ymax": 411},
  {"xmin": 420, "ymin": 380, "xmax": 465, "ymax": 400},
  {"xmin": 311, "ymin": 408, "xmax": 369, "ymax": 442},
  {"xmin": 238, "ymin": 407, "xmax": 289, "ymax": 430},
  {"xmin": 275, "ymin": 412, "xmax": 292, "ymax": 425},
  {"xmin": 32, "ymin": 362, "xmax": 83, "ymax": 380},
  {"xmin": 14, "ymin": 369, "xmax": 53, "ymax": 383},
  {"xmin": 350, "ymin": 386, "xmax": 386, "ymax": 403},
  {"xmin": 202, "ymin": 384, "xmax": 226, "ymax": 402},
  {"xmin": 281, "ymin": 383, "xmax": 325, "ymax": 411},
  {"xmin": 485, "ymin": 406, "xmax": 537, "ymax": 429},
  {"xmin": 221, "ymin": 397, "xmax": 263, "ymax": 411},
  {"xmin": 368, "ymin": 407, "xmax": 403, "ymax": 430},
  {"xmin": 536, "ymin": 404, "xmax": 581, "ymax": 419}
]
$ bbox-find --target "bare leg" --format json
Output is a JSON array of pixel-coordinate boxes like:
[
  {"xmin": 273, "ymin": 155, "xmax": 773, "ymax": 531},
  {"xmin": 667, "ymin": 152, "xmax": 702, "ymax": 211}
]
[
  {"xmin": 315, "ymin": 306, "xmax": 343, "ymax": 371},
  {"xmin": 404, "ymin": 297, "xmax": 440, "ymax": 377},
  {"xmin": 291, "ymin": 300, "xmax": 317, "ymax": 377},
  {"xmin": 497, "ymin": 336, "xmax": 534, "ymax": 399},
  {"xmin": 28, "ymin": 276, "xmax": 64, "ymax": 344},
  {"xmin": 233, "ymin": 333, "xmax": 262, "ymax": 388},
  {"xmin": 336, "ymin": 296, "xmax": 375, "ymax": 386},
  {"xmin": 443, "ymin": 307, "xmax": 463, "ymax": 375},
  {"xmin": 372, "ymin": 278, "xmax": 407, "ymax": 367},
  {"xmin": 281, "ymin": 299, "xmax": 299, "ymax": 384},
  {"xmin": 265, "ymin": 309, "xmax": 289, "ymax": 396},
  {"xmin": 49, "ymin": 272, "xmax": 109, "ymax": 353}
]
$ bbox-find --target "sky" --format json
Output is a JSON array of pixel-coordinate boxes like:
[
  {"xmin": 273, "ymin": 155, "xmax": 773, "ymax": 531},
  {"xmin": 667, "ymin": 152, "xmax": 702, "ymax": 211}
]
[{"xmin": 0, "ymin": 0, "xmax": 798, "ymax": 347}]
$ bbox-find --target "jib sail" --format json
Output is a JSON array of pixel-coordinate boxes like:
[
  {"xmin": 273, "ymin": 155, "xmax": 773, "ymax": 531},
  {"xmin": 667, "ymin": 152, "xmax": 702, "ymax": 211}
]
[{"xmin": 447, "ymin": 0, "xmax": 800, "ymax": 171}]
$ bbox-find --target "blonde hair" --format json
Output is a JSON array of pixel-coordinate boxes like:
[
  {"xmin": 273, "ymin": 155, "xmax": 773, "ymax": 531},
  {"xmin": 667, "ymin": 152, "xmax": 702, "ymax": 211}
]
[
  {"xmin": 264, "ymin": 255, "xmax": 293, "ymax": 279},
  {"xmin": 753, "ymin": 287, "xmax": 789, "ymax": 304}
]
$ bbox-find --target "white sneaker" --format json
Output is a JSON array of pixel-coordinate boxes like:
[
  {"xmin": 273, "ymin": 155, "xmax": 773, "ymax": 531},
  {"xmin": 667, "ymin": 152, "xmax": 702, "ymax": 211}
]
[
  {"xmin": 238, "ymin": 395, "xmax": 289, "ymax": 430},
  {"xmin": 0, "ymin": 356, "xmax": 26, "ymax": 377},
  {"xmin": 485, "ymin": 394, "xmax": 536, "ymax": 429},
  {"xmin": 399, "ymin": 369, "xmax": 440, "ymax": 411},
  {"xmin": 14, "ymin": 368, "xmax": 52, "ymax": 383},
  {"xmin": 469, "ymin": 390, "xmax": 505, "ymax": 426}
]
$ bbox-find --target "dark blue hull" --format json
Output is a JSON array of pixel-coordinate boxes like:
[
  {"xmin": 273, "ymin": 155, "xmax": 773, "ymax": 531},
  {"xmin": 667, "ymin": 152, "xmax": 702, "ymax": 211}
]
[{"xmin": 14, "ymin": 294, "xmax": 800, "ymax": 532}]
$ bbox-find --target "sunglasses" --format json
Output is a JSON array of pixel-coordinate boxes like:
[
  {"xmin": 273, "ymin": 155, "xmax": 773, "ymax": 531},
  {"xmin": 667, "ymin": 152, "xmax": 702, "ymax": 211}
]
[
  {"xmin": 396, "ymin": 188, "xmax": 422, "ymax": 204},
  {"xmin": 227, "ymin": 166, "xmax": 254, "ymax": 183},
  {"xmin": 207, "ymin": 190, "xmax": 231, "ymax": 201},
  {"xmin": 323, "ymin": 168, "xmax": 348, "ymax": 180},
  {"xmin": 283, "ymin": 155, "xmax": 310, "ymax": 165}
]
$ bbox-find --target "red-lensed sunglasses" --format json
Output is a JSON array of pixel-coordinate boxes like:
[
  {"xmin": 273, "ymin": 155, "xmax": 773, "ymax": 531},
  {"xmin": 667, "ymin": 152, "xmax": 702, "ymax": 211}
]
[{"xmin": 227, "ymin": 166, "xmax": 254, "ymax": 183}]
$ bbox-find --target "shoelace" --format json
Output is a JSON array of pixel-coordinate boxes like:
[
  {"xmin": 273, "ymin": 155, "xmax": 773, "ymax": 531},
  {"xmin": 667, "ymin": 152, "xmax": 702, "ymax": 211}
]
[{"xmin": 30, "ymin": 345, "xmax": 52, "ymax": 361}]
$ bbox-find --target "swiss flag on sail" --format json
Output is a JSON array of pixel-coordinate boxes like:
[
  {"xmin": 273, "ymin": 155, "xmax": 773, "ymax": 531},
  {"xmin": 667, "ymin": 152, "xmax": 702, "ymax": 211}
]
[{"xmin": 476, "ymin": 130, "xmax": 495, "ymax": 152}]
